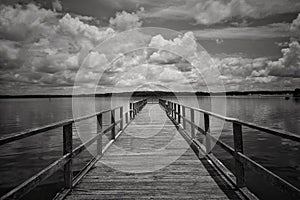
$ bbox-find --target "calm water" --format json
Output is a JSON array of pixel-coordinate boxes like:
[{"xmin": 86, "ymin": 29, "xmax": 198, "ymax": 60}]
[{"xmin": 0, "ymin": 96, "xmax": 299, "ymax": 199}]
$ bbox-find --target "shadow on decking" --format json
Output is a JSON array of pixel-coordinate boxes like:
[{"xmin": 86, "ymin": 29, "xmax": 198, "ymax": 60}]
[{"xmin": 199, "ymin": 157, "xmax": 243, "ymax": 200}]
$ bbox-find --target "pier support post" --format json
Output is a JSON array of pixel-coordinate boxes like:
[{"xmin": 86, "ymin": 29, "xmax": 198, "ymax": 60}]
[
  {"xmin": 111, "ymin": 110, "xmax": 115, "ymax": 140},
  {"xmin": 97, "ymin": 113, "xmax": 102, "ymax": 156},
  {"xmin": 191, "ymin": 109, "xmax": 195, "ymax": 138},
  {"xmin": 233, "ymin": 122, "xmax": 245, "ymax": 187},
  {"xmin": 204, "ymin": 113, "xmax": 211, "ymax": 154},
  {"xmin": 63, "ymin": 123, "xmax": 73, "ymax": 189}
]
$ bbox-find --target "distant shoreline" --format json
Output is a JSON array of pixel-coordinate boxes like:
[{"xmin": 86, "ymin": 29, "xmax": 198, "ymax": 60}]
[{"xmin": 0, "ymin": 90, "xmax": 296, "ymax": 98}]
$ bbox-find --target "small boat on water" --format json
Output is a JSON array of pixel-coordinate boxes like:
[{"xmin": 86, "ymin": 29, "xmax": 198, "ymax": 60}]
[{"xmin": 285, "ymin": 96, "xmax": 290, "ymax": 100}]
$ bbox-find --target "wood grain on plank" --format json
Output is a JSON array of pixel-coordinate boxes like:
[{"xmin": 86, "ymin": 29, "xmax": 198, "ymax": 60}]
[{"xmin": 66, "ymin": 104, "xmax": 242, "ymax": 200}]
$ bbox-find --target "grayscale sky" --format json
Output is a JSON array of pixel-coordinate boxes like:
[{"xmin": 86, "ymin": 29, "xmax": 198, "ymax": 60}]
[{"xmin": 0, "ymin": 0, "xmax": 299, "ymax": 94}]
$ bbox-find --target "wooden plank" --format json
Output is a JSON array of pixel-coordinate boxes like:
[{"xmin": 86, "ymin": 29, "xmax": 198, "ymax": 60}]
[{"xmin": 66, "ymin": 104, "xmax": 242, "ymax": 200}]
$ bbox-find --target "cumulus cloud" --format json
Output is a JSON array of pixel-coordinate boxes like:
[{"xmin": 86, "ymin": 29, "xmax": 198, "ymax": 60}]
[
  {"xmin": 52, "ymin": 0, "xmax": 63, "ymax": 12},
  {"xmin": 192, "ymin": 0, "xmax": 256, "ymax": 25},
  {"xmin": 268, "ymin": 41, "xmax": 300, "ymax": 78},
  {"xmin": 0, "ymin": 3, "xmax": 57, "ymax": 41},
  {"xmin": 142, "ymin": 0, "xmax": 256, "ymax": 25},
  {"xmin": 109, "ymin": 8, "xmax": 144, "ymax": 31},
  {"xmin": 0, "ymin": 3, "xmax": 115, "ymax": 94},
  {"xmin": 290, "ymin": 13, "xmax": 300, "ymax": 32},
  {"xmin": 149, "ymin": 32, "xmax": 198, "ymax": 59},
  {"xmin": 214, "ymin": 39, "xmax": 300, "ymax": 90}
]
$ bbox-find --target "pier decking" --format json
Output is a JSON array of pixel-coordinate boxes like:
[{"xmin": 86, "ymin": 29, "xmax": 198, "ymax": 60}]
[
  {"xmin": 0, "ymin": 98, "xmax": 300, "ymax": 200},
  {"xmin": 65, "ymin": 104, "xmax": 240, "ymax": 199}
]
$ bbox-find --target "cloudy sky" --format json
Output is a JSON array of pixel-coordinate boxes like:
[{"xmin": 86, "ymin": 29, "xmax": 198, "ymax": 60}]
[{"xmin": 0, "ymin": 0, "xmax": 299, "ymax": 94}]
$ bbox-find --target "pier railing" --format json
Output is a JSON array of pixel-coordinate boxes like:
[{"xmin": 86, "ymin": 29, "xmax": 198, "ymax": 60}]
[
  {"xmin": 0, "ymin": 98, "xmax": 147, "ymax": 200},
  {"xmin": 159, "ymin": 99, "xmax": 300, "ymax": 199}
]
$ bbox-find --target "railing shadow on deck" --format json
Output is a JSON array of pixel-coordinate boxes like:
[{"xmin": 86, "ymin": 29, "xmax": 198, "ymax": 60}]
[
  {"xmin": 0, "ymin": 99, "xmax": 147, "ymax": 200},
  {"xmin": 159, "ymin": 99, "xmax": 300, "ymax": 200}
]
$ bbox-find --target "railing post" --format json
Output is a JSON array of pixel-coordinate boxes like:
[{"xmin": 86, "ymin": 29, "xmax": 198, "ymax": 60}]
[
  {"xmin": 129, "ymin": 103, "xmax": 132, "ymax": 120},
  {"xmin": 174, "ymin": 103, "xmax": 177, "ymax": 120},
  {"xmin": 233, "ymin": 122, "xmax": 245, "ymax": 188},
  {"xmin": 125, "ymin": 112, "xmax": 128, "ymax": 124},
  {"xmin": 204, "ymin": 113, "xmax": 211, "ymax": 154},
  {"xmin": 177, "ymin": 104, "xmax": 181, "ymax": 124},
  {"xmin": 111, "ymin": 109, "xmax": 115, "ymax": 140},
  {"xmin": 182, "ymin": 106, "xmax": 186, "ymax": 129},
  {"xmin": 97, "ymin": 113, "xmax": 102, "ymax": 156},
  {"xmin": 172, "ymin": 103, "xmax": 175, "ymax": 119},
  {"xmin": 63, "ymin": 123, "xmax": 73, "ymax": 189},
  {"xmin": 120, "ymin": 107, "xmax": 123, "ymax": 130},
  {"xmin": 191, "ymin": 109, "xmax": 195, "ymax": 138}
]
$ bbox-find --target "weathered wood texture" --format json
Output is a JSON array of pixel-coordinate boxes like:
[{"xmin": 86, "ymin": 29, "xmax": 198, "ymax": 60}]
[{"xmin": 66, "ymin": 104, "xmax": 242, "ymax": 199}]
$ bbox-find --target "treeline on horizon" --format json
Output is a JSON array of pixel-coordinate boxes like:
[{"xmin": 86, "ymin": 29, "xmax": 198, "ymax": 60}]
[{"xmin": 0, "ymin": 89, "xmax": 299, "ymax": 98}]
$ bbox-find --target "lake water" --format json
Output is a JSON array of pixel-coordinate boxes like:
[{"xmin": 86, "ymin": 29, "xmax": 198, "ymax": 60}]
[{"xmin": 0, "ymin": 96, "xmax": 299, "ymax": 199}]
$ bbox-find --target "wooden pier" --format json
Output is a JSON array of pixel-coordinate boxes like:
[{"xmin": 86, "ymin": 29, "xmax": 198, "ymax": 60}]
[{"xmin": 0, "ymin": 99, "xmax": 300, "ymax": 199}]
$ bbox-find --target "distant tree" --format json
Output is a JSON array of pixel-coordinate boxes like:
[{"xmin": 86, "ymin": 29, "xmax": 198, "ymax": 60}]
[{"xmin": 294, "ymin": 88, "xmax": 300, "ymax": 97}]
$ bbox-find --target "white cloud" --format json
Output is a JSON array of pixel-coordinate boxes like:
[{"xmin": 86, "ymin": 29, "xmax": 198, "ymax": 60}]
[
  {"xmin": 0, "ymin": 4, "xmax": 56, "ymax": 41},
  {"xmin": 142, "ymin": 0, "xmax": 300, "ymax": 25},
  {"xmin": 109, "ymin": 8, "xmax": 144, "ymax": 31},
  {"xmin": 0, "ymin": 3, "xmax": 115, "ymax": 94},
  {"xmin": 213, "ymin": 39, "xmax": 300, "ymax": 90},
  {"xmin": 142, "ymin": 0, "xmax": 256, "ymax": 25},
  {"xmin": 192, "ymin": 0, "xmax": 256, "ymax": 25},
  {"xmin": 268, "ymin": 40, "xmax": 300, "ymax": 78},
  {"xmin": 158, "ymin": 67, "xmax": 183, "ymax": 83},
  {"xmin": 290, "ymin": 13, "xmax": 300, "ymax": 32},
  {"xmin": 58, "ymin": 14, "xmax": 114, "ymax": 43},
  {"xmin": 149, "ymin": 32, "xmax": 197, "ymax": 59},
  {"xmin": 52, "ymin": 0, "xmax": 63, "ymax": 12}
]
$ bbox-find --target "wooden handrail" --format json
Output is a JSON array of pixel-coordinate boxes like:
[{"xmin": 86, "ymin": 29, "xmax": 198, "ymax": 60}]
[
  {"xmin": 159, "ymin": 99, "xmax": 300, "ymax": 199},
  {"xmin": 0, "ymin": 106, "xmax": 122, "ymax": 146},
  {"xmin": 129, "ymin": 98, "xmax": 147, "ymax": 119},
  {"xmin": 159, "ymin": 100, "xmax": 300, "ymax": 142},
  {"xmin": 0, "ymin": 99, "xmax": 148, "ymax": 200}
]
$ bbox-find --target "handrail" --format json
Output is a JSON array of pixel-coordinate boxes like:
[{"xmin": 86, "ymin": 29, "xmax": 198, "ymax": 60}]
[
  {"xmin": 129, "ymin": 98, "xmax": 147, "ymax": 119},
  {"xmin": 0, "ymin": 99, "xmax": 147, "ymax": 200},
  {"xmin": 0, "ymin": 107, "xmax": 122, "ymax": 146},
  {"xmin": 159, "ymin": 99, "xmax": 300, "ymax": 199}
]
